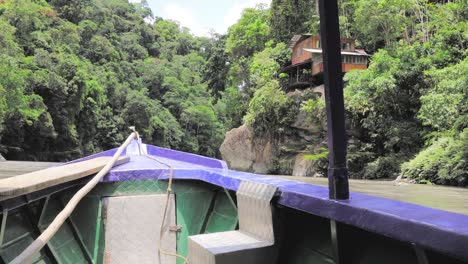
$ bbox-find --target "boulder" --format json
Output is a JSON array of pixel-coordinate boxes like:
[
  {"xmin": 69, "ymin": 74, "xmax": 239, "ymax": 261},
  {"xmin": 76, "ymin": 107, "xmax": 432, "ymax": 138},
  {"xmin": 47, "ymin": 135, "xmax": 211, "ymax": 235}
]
[
  {"xmin": 220, "ymin": 125, "xmax": 275, "ymax": 174},
  {"xmin": 252, "ymin": 138, "xmax": 274, "ymax": 173},
  {"xmin": 291, "ymin": 109, "xmax": 315, "ymax": 130},
  {"xmin": 220, "ymin": 125, "xmax": 255, "ymax": 171},
  {"xmin": 292, "ymin": 154, "xmax": 315, "ymax": 177},
  {"xmin": 220, "ymin": 86, "xmax": 327, "ymax": 176},
  {"xmin": 312, "ymin": 85, "xmax": 325, "ymax": 99},
  {"xmin": 0, "ymin": 154, "xmax": 5, "ymax": 161}
]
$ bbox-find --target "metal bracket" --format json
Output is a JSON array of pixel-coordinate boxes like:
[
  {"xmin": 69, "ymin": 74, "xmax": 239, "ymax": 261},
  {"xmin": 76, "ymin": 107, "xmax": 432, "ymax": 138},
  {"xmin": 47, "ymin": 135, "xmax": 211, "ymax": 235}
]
[
  {"xmin": 0, "ymin": 209, "xmax": 8, "ymax": 247},
  {"xmin": 101, "ymin": 198, "xmax": 108, "ymax": 225},
  {"xmin": 169, "ymin": 225, "xmax": 182, "ymax": 232},
  {"xmin": 413, "ymin": 244, "xmax": 429, "ymax": 264},
  {"xmin": 38, "ymin": 195, "xmax": 50, "ymax": 228},
  {"xmin": 223, "ymin": 188, "xmax": 237, "ymax": 211}
]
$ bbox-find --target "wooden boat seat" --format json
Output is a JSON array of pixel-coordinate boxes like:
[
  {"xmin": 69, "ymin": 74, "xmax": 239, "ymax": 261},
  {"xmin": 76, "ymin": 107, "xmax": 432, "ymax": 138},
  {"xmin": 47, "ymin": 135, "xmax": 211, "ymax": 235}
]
[{"xmin": 188, "ymin": 181, "xmax": 278, "ymax": 264}]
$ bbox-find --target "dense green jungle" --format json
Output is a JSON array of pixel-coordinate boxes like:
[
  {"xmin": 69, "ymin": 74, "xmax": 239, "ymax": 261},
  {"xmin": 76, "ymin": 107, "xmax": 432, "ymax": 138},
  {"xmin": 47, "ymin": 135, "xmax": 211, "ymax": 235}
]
[{"xmin": 0, "ymin": 0, "xmax": 466, "ymax": 186}]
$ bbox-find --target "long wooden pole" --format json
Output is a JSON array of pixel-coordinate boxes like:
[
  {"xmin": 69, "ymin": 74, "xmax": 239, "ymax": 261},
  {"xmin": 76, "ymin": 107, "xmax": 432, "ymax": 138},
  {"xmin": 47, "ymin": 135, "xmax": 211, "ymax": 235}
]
[{"xmin": 11, "ymin": 132, "xmax": 137, "ymax": 264}]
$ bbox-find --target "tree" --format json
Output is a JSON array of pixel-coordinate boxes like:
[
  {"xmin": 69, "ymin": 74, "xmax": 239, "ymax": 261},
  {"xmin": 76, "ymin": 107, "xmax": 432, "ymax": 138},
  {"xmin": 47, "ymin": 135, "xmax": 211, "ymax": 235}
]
[
  {"xmin": 1, "ymin": 0, "xmax": 55, "ymax": 54},
  {"xmin": 226, "ymin": 4, "xmax": 270, "ymax": 59},
  {"xmin": 0, "ymin": 0, "xmax": 228, "ymax": 160},
  {"xmin": 250, "ymin": 41, "xmax": 290, "ymax": 87},
  {"xmin": 244, "ymin": 81, "xmax": 294, "ymax": 135},
  {"xmin": 203, "ymin": 34, "xmax": 229, "ymax": 99},
  {"xmin": 121, "ymin": 89, "xmax": 182, "ymax": 148},
  {"xmin": 215, "ymin": 87, "xmax": 247, "ymax": 130},
  {"xmin": 132, "ymin": 0, "xmax": 153, "ymax": 20},
  {"xmin": 344, "ymin": 46, "xmax": 425, "ymax": 178},
  {"xmin": 180, "ymin": 104, "xmax": 224, "ymax": 157},
  {"xmin": 49, "ymin": 0, "xmax": 91, "ymax": 23},
  {"xmin": 401, "ymin": 130, "xmax": 468, "ymax": 186},
  {"xmin": 269, "ymin": 0, "xmax": 318, "ymax": 43},
  {"xmin": 353, "ymin": 0, "xmax": 410, "ymax": 51}
]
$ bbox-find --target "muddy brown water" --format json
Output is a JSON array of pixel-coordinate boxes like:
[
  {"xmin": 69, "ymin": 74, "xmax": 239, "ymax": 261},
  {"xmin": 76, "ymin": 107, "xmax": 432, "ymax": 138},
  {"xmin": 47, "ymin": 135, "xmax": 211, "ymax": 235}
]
[
  {"xmin": 1, "ymin": 161, "xmax": 466, "ymax": 215},
  {"xmin": 273, "ymin": 176, "xmax": 468, "ymax": 215}
]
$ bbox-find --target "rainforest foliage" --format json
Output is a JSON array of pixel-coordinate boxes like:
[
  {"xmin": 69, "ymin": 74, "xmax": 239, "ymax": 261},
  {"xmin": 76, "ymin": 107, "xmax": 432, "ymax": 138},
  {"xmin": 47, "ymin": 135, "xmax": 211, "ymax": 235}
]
[
  {"xmin": 0, "ymin": 0, "xmax": 466, "ymax": 185},
  {"xmin": 342, "ymin": 0, "xmax": 468, "ymax": 185},
  {"xmin": 0, "ymin": 0, "xmax": 225, "ymax": 159}
]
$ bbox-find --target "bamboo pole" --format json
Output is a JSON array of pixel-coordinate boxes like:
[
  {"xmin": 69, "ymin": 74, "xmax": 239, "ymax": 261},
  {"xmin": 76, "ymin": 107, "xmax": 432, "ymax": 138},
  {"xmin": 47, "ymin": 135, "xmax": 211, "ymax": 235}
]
[{"xmin": 10, "ymin": 132, "xmax": 137, "ymax": 264}]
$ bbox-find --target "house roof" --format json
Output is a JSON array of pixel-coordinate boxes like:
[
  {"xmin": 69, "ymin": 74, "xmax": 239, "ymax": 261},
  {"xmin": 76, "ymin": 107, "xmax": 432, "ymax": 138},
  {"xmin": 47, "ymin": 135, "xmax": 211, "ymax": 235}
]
[
  {"xmin": 304, "ymin": 48, "xmax": 370, "ymax": 56},
  {"xmin": 287, "ymin": 35, "xmax": 370, "ymax": 56},
  {"xmin": 287, "ymin": 34, "xmax": 313, "ymax": 49}
]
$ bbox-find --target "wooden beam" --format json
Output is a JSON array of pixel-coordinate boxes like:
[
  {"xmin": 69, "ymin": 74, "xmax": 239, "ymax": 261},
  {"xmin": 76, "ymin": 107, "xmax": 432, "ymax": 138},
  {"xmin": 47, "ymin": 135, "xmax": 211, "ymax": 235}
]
[
  {"xmin": 0, "ymin": 156, "xmax": 129, "ymax": 200},
  {"xmin": 0, "ymin": 161, "xmax": 59, "ymax": 179}
]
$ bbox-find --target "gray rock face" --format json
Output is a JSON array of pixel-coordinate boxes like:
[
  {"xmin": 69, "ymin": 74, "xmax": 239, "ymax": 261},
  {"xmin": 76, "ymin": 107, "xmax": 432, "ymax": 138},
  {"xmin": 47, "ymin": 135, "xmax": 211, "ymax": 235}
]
[
  {"xmin": 291, "ymin": 109, "xmax": 315, "ymax": 130},
  {"xmin": 220, "ymin": 87, "xmax": 327, "ymax": 176},
  {"xmin": 220, "ymin": 125, "xmax": 255, "ymax": 172},
  {"xmin": 312, "ymin": 85, "xmax": 325, "ymax": 99},
  {"xmin": 292, "ymin": 154, "xmax": 315, "ymax": 176},
  {"xmin": 0, "ymin": 154, "xmax": 5, "ymax": 161},
  {"xmin": 220, "ymin": 124, "xmax": 324, "ymax": 176},
  {"xmin": 219, "ymin": 125, "xmax": 275, "ymax": 174}
]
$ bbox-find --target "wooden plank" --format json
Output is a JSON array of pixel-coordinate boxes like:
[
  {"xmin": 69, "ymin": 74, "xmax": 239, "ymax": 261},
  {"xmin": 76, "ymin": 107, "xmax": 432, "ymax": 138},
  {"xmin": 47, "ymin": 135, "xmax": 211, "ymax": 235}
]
[
  {"xmin": 0, "ymin": 161, "xmax": 59, "ymax": 179},
  {"xmin": 0, "ymin": 157, "xmax": 129, "ymax": 198}
]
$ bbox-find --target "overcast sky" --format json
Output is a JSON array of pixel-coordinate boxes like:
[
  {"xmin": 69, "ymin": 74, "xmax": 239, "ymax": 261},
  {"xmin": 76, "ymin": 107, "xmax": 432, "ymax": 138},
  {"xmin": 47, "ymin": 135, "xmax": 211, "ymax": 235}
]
[{"xmin": 130, "ymin": 0, "xmax": 271, "ymax": 36}]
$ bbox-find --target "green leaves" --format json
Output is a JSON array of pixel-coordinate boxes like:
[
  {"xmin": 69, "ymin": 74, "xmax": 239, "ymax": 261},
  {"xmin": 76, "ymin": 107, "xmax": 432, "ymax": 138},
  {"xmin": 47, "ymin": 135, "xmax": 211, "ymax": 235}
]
[
  {"xmin": 0, "ymin": 84, "xmax": 6, "ymax": 133},
  {"xmin": 250, "ymin": 42, "xmax": 289, "ymax": 87},
  {"xmin": 419, "ymin": 58, "xmax": 468, "ymax": 132},
  {"xmin": 269, "ymin": 0, "xmax": 319, "ymax": 43},
  {"xmin": 122, "ymin": 89, "xmax": 182, "ymax": 149},
  {"xmin": 0, "ymin": 0, "xmax": 227, "ymax": 159},
  {"xmin": 343, "ymin": 0, "xmax": 468, "ymax": 184},
  {"xmin": 402, "ymin": 58, "xmax": 468, "ymax": 186},
  {"xmin": 244, "ymin": 81, "xmax": 293, "ymax": 135},
  {"xmin": 0, "ymin": 0, "xmax": 465, "ymax": 185},
  {"xmin": 203, "ymin": 34, "xmax": 229, "ymax": 99},
  {"xmin": 304, "ymin": 148, "xmax": 329, "ymax": 161},
  {"xmin": 353, "ymin": 0, "xmax": 410, "ymax": 51},
  {"xmin": 401, "ymin": 130, "xmax": 468, "ymax": 186},
  {"xmin": 226, "ymin": 5, "xmax": 270, "ymax": 59},
  {"xmin": 344, "ymin": 45, "xmax": 425, "ymax": 179}
]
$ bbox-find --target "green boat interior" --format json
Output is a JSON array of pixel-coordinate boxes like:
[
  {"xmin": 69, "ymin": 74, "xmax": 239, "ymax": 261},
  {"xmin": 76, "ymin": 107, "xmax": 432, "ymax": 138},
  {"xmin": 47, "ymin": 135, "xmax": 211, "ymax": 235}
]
[{"xmin": 0, "ymin": 176, "xmax": 466, "ymax": 264}]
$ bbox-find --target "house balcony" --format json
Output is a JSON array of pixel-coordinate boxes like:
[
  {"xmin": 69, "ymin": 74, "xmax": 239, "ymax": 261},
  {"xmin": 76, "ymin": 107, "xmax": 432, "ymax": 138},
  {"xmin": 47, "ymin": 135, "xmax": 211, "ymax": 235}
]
[{"xmin": 279, "ymin": 59, "xmax": 314, "ymax": 90}]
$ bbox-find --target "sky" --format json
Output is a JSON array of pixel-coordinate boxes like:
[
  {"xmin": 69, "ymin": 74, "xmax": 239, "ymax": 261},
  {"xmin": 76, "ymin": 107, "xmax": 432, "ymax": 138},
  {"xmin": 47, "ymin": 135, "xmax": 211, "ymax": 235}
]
[{"xmin": 130, "ymin": 0, "xmax": 271, "ymax": 36}]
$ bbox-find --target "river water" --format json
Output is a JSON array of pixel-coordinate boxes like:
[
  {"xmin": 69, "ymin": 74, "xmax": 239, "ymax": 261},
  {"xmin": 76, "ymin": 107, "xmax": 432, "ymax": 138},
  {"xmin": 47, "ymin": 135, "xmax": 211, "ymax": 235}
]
[
  {"xmin": 274, "ymin": 176, "xmax": 468, "ymax": 215},
  {"xmin": 1, "ymin": 160, "xmax": 466, "ymax": 215}
]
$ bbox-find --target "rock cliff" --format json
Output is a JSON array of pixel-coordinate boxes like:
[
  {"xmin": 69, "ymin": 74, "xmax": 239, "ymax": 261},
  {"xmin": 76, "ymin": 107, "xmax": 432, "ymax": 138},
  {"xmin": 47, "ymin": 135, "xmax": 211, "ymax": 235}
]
[{"xmin": 220, "ymin": 88, "xmax": 327, "ymax": 176}]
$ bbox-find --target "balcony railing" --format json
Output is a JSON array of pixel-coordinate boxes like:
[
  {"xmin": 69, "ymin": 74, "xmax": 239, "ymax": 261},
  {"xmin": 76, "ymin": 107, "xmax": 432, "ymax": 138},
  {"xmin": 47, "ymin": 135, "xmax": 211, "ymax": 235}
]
[{"xmin": 280, "ymin": 73, "xmax": 313, "ymax": 89}]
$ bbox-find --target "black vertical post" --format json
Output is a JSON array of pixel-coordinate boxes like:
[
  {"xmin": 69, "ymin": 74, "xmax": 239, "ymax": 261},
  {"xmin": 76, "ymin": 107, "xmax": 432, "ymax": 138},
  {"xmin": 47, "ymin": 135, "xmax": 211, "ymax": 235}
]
[{"xmin": 318, "ymin": 0, "xmax": 349, "ymax": 200}]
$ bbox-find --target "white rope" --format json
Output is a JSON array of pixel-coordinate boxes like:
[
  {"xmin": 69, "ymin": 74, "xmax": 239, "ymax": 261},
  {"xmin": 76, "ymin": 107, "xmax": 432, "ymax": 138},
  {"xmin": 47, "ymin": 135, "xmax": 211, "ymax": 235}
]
[
  {"xmin": 142, "ymin": 154, "xmax": 189, "ymax": 264},
  {"xmin": 129, "ymin": 127, "xmax": 189, "ymax": 264},
  {"xmin": 10, "ymin": 132, "xmax": 138, "ymax": 264}
]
